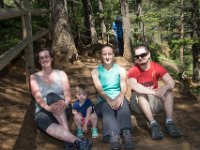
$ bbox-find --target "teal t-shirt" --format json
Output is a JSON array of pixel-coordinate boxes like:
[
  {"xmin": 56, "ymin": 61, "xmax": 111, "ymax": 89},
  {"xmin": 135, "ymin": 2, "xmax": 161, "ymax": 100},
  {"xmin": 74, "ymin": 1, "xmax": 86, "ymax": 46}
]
[{"xmin": 97, "ymin": 64, "xmax": 121, "ymax": 103}]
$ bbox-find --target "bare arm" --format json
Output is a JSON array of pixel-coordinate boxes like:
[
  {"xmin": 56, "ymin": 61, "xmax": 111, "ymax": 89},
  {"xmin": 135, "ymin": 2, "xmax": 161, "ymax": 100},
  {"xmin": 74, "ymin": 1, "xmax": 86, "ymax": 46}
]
[
  {"xmin": 60, "ymin": 70, "xmax": 71, "ymax": 107},
  {"xmin": 128, "ymin": 78, "xmax": 156, "ymax": 95},
  {"xmin": 30, "ymin": 74, "xmax": 52, "ymax": 112},
  {"xmin": 91, "ymin": 68, "xmax": 113, "ymax": 102},
  {"xmin": 156, "ymin": 73, "xmax": 175, "ymax": 97},
  {"xmin": 72, "ymin": 109, "xmax": 78, "ymax": 115},
  {"xmin": 119, "ymin": 66, "xmax": 128, "ymax": 97},
  {"xmin": 113, "ymin": 66, "xmax": 127, "ymax": 109}
]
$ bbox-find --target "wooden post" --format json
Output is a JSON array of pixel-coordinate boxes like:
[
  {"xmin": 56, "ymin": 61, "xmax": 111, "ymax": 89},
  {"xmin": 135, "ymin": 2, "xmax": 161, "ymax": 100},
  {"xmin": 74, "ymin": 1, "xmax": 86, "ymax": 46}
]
[{"xmin": 22, "ymin": 0, "xmax": 35, "ymax": 84}]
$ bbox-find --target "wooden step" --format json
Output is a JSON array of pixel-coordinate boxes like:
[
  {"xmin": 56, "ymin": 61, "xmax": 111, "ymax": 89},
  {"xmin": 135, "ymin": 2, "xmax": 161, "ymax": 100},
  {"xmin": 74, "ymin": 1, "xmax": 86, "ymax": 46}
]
[{"xmin": 69, "ymin": 74, "xmax": 93, "ymax": 85}]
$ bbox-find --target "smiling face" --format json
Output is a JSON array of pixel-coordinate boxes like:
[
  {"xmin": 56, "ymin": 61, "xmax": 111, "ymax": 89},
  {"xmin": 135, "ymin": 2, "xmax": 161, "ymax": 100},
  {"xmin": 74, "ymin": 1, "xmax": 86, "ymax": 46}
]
[
  {"xmin": 38, "ymin": 50, "xmax": 53, "ymax": 68},
  {"xmin": 134, "ymin": 46, "xmax": 150, "ymax": 66},
  {"xmin": 101, "ymin": 46, "xmax": 115, "ymax": 66}
]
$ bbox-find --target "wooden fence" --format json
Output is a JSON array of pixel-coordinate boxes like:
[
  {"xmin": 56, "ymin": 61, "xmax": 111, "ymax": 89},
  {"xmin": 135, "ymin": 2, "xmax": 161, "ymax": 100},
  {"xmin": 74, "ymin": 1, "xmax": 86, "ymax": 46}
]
[{"xmin": 0, "ymin": 1, "xmax": 50, "ymax": 82}]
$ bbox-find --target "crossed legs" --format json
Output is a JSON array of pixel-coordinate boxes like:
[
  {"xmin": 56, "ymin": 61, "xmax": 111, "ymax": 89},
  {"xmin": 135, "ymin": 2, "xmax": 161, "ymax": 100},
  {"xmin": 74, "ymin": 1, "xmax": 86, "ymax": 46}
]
[{"xmin": 35, "ymin": 92, "xmax": 78, "ymax": 143}]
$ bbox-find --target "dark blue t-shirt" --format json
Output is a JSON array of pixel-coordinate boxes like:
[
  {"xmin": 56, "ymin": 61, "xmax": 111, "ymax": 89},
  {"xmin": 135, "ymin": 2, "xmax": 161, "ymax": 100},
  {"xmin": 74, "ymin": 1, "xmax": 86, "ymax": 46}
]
[{"xmin": 72, "ymin": 99, "xmax": 94, "ymax": 118}]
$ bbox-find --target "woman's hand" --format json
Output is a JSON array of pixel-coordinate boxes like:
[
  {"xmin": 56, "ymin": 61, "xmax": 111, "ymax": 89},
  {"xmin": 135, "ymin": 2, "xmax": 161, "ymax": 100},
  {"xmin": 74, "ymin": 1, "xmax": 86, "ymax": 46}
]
[
  {"xmin": 48, "ymin": 100, "xmax": 66, "ymax": 115},
  {"xmin": 107, "ymin": 98, "xmax": 122, "ymax": 110}
]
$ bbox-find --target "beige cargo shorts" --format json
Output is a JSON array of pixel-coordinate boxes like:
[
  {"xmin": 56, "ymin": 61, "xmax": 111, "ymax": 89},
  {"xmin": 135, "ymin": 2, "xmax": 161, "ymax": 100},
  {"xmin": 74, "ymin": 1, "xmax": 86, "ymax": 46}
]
[{"xmin": 130, "ymin": 92, "xmax": 163, "ymax": 114}]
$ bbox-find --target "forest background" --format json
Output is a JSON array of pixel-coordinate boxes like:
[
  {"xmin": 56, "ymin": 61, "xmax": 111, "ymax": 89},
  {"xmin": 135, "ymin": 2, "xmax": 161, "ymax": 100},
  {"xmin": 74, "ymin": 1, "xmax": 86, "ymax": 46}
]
[
  {"xmin": 0, "ymin": 0, "xmax": 200, "ymax": 150},
  {"xmin": 0, "ymin": 0, "xmax": 200, "ymax": 101}
]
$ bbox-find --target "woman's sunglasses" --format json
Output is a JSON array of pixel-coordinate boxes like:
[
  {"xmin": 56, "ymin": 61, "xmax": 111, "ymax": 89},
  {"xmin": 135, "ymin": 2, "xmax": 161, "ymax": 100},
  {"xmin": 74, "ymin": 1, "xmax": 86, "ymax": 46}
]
[{"xmin": 134, "ymin": 52, "xmax": 148, "ymax": 60}]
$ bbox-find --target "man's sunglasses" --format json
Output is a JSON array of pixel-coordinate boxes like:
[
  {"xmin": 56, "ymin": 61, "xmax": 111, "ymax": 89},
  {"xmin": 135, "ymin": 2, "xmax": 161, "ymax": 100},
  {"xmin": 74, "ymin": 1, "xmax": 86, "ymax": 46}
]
[{"xmin": 134, "ymin": 52, "xmax": 148, "ymax": 59}]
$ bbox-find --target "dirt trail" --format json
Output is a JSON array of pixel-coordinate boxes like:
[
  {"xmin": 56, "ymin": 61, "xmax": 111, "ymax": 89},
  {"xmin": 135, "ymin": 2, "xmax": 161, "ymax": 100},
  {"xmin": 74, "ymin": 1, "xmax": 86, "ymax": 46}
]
[{"xmin": 0, "ymin": 55, "xmax": 200, "ymax": 150}]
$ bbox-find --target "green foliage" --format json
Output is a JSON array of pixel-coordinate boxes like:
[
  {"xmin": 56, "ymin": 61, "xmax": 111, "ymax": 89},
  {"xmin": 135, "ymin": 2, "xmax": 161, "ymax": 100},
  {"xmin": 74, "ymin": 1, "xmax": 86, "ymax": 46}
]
[
  {"xmin": 168, "ymin": 37, "xmax": 195, "ymax": 79},
  {"xmin": 0, "ymin": 18, "xmax": 22, "ymax": 55},
  {"xmin": 0, "ymin": 4, "xmax": 49, "ymax": 55},
  {"xmin": 32, "ymin": 0, "xmax": 49, "ymax": 9},
  {"xmin": 148, "ymin": 44, "xmax": 160, "ymax": 62},
  {"xmin": 31, "ymin": 15, "xmax": 50, "ymax": 33}
]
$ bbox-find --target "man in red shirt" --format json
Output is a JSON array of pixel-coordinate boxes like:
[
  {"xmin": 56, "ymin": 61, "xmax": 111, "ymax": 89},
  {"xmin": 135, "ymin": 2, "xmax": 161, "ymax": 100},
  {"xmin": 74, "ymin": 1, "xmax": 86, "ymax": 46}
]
[{"xmin": 128, "ymin": 44, "xmax": 181, "ymax": 140}]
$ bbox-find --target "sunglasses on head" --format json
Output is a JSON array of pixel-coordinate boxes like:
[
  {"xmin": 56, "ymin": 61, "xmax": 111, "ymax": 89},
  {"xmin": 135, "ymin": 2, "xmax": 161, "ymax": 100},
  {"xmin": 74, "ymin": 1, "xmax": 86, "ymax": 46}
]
[{"xmin": 134, "ymin": 52, "xmax": 148, "ymax": 59}]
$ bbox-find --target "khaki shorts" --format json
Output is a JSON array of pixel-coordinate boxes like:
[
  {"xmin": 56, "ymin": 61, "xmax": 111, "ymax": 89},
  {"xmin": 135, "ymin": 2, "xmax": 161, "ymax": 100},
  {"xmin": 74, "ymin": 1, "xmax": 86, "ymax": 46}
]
[{"xmin": 130, "ymin": 92, "xmax": 163, "ymax": 114}]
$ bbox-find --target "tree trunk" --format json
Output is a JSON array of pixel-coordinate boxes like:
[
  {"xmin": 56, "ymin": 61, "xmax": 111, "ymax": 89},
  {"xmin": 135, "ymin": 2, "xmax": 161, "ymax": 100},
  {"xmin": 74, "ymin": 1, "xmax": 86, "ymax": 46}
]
[
  {"xmin": 191, "ymin": 0, "xmax": 200, "ymax": 37},
  {"xmin": 98, "ymin": 0, "xmax": 107, "ymax": 44},
  {"xmin": 192, "ymin": 43, "xmax": 200, "ymax": 84},
  {"xmin": 191, "ymin": 0, "xmax": 200, "ymax": 84},
  {"xmin": 180, "ymin": 0, "xmax": 184, "ymax": 64},
  {"xmin": 81, "ymin": 0, "xmax": 98, "ymax": 45},
  {"xmin": 120, "ymin": 0, "xmax": 133, "ymax": 61},
  {"xmin": 0, "ymin": 0, "xmax": 4, "ymax": 8},
  {"xmin": 136, "ymin": 0, "xmax": 146, "ymax": 42},
  {"xmin": 51, "ymin": 0, "xmax": 78, "ymax": 65}
]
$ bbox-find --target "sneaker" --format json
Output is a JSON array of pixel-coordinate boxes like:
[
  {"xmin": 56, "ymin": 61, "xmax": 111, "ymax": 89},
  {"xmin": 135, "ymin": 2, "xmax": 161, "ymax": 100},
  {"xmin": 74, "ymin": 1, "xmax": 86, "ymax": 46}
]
[
  {"xmin": 150, "ymin": 122, "xmax": 164, "ymax": 140},
  {"xmin": 91, "ymin": 128, "xmax": 99, "ymax": 138},
  {"xmin": 77, "ymin": 128, "xmax": 84, "ymax": 138},
  {"xmin": 64, "ymin": 142, "xmax": 75, "ymax": 150},
  {"xmin": 75, "ymin": 139, "xmax": 93, "ymax": 150},
  {"xmin": 103, "ymin": 135, "xmax": 110, "ymax": 143},
  {"xmin": 122, "ymin": 129, "xmax": 134, "ymax": 149},
  {"xmin": 165, "ymin": 121, "xmax": 182, "ymax": 138},
  {"xmin": 110, "ymin": 132, "xmax": 122, "ymax": 150}
]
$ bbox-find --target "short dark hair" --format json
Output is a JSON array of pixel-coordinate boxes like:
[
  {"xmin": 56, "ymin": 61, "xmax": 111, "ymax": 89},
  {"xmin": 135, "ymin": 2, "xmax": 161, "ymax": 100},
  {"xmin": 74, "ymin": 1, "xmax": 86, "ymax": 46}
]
[
  {"xmin": 36, "ymin": 48, "xmax": 52, "ymax": 61},
  {"xmin": 101, "ymin": 44, "xmax": 115, "ymax": 54},
  {"xmin": 76, "ymin": 83, "xmax": 90, "ymax": 95},
  {"xmin": 133, "ymin": 44, "xmax": 150, "ymax": 53}
]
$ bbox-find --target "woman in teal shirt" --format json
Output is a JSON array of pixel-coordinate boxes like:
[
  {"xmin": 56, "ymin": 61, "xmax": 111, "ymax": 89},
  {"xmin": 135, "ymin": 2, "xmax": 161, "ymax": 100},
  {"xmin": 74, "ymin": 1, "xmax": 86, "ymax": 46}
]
[{"xmin": 91, "ymin": 44, "xmax": 134, "ymax": 150}]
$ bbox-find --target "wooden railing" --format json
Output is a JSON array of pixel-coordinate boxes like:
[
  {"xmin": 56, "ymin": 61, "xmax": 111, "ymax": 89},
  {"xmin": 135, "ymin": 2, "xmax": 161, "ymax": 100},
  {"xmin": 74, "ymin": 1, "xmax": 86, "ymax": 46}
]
[{"xmin": 0, "ymin": 1, "xmax": 51, "ymax": 82}]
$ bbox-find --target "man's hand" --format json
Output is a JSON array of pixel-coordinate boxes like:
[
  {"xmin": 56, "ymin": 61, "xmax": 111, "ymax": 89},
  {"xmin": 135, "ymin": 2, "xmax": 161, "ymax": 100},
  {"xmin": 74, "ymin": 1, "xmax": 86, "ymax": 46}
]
[{"xmin": 155, "ymin": 86, "xmax": 169, "ymax": 99}]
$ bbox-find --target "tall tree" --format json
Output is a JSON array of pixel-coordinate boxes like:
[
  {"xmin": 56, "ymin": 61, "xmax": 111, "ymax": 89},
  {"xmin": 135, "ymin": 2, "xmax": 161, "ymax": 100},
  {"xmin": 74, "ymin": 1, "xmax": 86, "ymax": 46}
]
[
  {"xmin": 98, "ymin": 0, "xmax": 107, "ymax": 44},
  {"xmin": 180, "ymin": 0, "xmax": 184, "ymax": 64},
  {"xmin": 192, "ymin": 43, "xmax": 200, "ymax": 84},
  {"xmin": 191, "ymin": 0, "xmax": 200, "ymax": 83},
  {"xmin": 120, "ymin": 0, "xmax": 133, "ymax": 61},
  {"xmin": 81, "ymin": 0, "xmax": 98, "ymax": 45},
  {"xmin": 51, "ymin": 0, "xmax": 78, "ymax": 64},
  {"xmin": 191, "ymin": 0, "xmax": 200, "ymax": 37},
  {"xmin": 0, "ymin": 0, "xmax": 4, "ymax": 8},
  {"xmin": 136, "ymin": 0, "xmax": 146, "ymax": 42}
]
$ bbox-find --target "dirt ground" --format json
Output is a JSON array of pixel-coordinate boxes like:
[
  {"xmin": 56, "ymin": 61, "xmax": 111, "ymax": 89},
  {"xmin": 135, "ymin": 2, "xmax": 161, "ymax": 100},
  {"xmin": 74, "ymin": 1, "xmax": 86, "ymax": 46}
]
[{"xmin": 0, "ymin": 54, "xmax": 200, "ymax": 150}]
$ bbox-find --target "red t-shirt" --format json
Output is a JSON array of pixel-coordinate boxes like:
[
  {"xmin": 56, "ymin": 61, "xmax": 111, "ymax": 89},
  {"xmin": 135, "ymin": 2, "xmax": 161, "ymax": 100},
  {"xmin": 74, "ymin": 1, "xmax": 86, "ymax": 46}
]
[{"xmin": 127, "ymin": 62, "xmax": 167, "ymax": 89}]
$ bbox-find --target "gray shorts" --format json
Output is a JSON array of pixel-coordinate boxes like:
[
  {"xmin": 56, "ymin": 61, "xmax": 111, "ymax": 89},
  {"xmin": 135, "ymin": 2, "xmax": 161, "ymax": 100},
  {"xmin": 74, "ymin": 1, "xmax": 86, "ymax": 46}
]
[
  {"xmin": 34, "ymin": 93, "xmax": 72, "ymax": 132},
  {"xmin": 130, "ymin": 92, "xmax": 163, "ymax": 114}
]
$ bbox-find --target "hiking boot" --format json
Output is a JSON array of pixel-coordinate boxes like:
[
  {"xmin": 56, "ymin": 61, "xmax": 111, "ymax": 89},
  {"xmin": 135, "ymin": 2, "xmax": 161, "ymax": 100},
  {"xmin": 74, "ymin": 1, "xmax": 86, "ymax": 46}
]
[
  {"xmin": 64, "ymin": 142, "xmax": 75, "ymax": 150},
  {"xmin": 77, "ymin": 128, "xmax": 84, "ymax": 138},
  {"xmin": 91, "ymin": 127, "xmax": 99, "ymax": 138},
  {"xmin": 150, "ymin": 122, "xmax": 164, "ymax": 140},
  {"xmin": 110, "ymin": 132, "xmax": 122, "ymax": 150},
  {"xmin": 75, "ymin": 139, "xmax": 93, "ymax": 150},
  {"xmin": 165, "ymin": 121, "xmax": 182, "ymax": 138},
  {"xmin": 122, "ymin": 129, "xmax": 134, "ymax": 149},
  {"xmin": 103, "ymin": 135, "xmax": 110, "ymax": 143}
]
